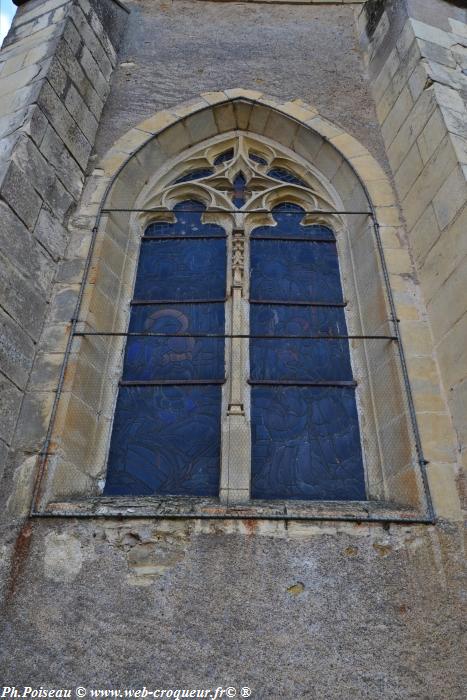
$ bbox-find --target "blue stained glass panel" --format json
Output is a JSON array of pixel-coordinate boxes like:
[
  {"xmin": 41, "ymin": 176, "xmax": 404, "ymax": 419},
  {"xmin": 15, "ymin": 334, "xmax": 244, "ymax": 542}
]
[
  {"xmin": 251, "ymin": 386, "xmax": 365, "ymax": 500},
  {"xmin": 250, "ymin": 304, "xmax": 351, "ymax": 381},
  {"xmin": 124, "ymin": 304, "xmax": 225, "ymax": 381},
  {"xmin": 104, "ymin": 386, "xmax": 221, "ymax": 496},
  {"xmin": 252, "ymin": 203, "xmax": 334, "ymax": 240},
  {"xmin": 250, "ymin": 203, "xmax": 365, "ymax": 501},
  {"xmin": 145, "ymin": 201, "xmax": 224, "ymax": 238},
  {"xmin": 214, "ymin": 149, "xmax": 234, "ymax": 165},
  {"xmin": 250, "ymin": 339, "xmax": 352, "ymax": 382},
  {"xmin": 251, "ymin": 304, "xmax": 347, "ymax": 336},
  {"xmin": 174, "ymin": 168, "xmax": 213, "ymax": 183},
  {"xmin": 232, "ymin": 172, "xmax": 247, "ymax": 209},
  {"xmin": 134, "ymin": 238, "xmax": 226, "ymax": 301},
  {"xmin": 267, "ymin": 168, "xmax": 308, "ymax": 187},
  {"xmin": 106, "ymin": 200, "xmax": 225, "ymax": 497},
  {"xmin": 250, "ymin": 239, "xmax": 343, "ymax": 304},
  {"xmin": 249, "ymin": 152, "xmax": 268, "ymax": 166}
]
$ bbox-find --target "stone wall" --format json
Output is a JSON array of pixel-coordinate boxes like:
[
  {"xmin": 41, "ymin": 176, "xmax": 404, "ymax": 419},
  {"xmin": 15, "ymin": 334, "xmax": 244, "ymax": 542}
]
[
  {"xmin": 359, "ymin": 0, "xmax": 467, "ymax": 507},
  {"xmin": 94, "ymin": 0, "xmax": 387, "ymax": 164},
  {"xmin": 0, "ymin": 0, "xmax": 128, "ymax": 509},
  {"xmin": 0, "ymin": 1, "xmax": 466, "ymax": 695},
  {"xmin": 0, "ymin": 517, "xmax": 465, "ymax": 697}
]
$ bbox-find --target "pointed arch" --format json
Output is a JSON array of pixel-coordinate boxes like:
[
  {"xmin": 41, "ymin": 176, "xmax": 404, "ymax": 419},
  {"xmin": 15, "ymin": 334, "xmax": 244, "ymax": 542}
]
[{"xmin": 34, "ymin": 90, "xmax": 434, "ymax": 520}]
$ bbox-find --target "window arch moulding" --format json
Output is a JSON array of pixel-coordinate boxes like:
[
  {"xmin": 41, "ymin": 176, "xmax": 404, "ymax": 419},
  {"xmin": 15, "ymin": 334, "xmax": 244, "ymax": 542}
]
[{"xmin": 32, "ymin": 91, "xmax": 445, "ymax": 522}]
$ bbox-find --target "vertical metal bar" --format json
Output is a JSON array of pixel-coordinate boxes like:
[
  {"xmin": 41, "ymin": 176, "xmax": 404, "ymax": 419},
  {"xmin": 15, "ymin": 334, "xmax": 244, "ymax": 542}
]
[
  {"xmin": 370, "ymin": 214, "xmax": 435, "ymax": 521},
  {"xmin": 30, "ymin": 225, "xmax": 101, "ymax": 515}
]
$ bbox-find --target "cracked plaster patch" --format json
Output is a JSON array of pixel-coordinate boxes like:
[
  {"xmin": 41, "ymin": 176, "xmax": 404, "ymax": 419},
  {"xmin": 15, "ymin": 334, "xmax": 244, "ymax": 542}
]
[{"xmin": 44, "ymin": 531, "xmax": 83, "ymax": 582}]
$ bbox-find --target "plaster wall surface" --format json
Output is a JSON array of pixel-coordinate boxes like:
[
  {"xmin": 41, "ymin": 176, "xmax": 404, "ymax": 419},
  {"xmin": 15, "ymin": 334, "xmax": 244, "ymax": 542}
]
[
  {"xmin": 94, "ymin": 0, "xmax": 388, "ymax": 165},
  {"xmin": 1, "ymin": 518, "xmax": 466, "ymax": 698}
]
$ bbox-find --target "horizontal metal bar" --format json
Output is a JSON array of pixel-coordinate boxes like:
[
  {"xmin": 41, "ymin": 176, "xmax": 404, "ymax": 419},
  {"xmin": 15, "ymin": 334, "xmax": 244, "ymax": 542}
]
[
  {"xmin": 130, "ymin": 299, "xmax": 227, "ymax": 305},
  {"xmin": 248, "ymin": 380, "xmax": 357, "ymax": 387},
  {"xmin": 249, "ymin": 209, "xmax": 372, "ymax": 216},
  {"xmin": 119, "ymin": 379, "xmax": 225, "ymax": 386},
  {"xmin": 142, "ymin": 235, "xmax": 227, "ymax": 240},
  {"xmin": 251, "ymin": 236, "xmax": 336, "ymax": 243},
  {"xmin": 101, "ymin": 208, "xmax": 373, "ymax": 215},
  {"xmin": 249, "ymin": 299, "xmax": 347, "ymax": 307},
  {"xmin": 132, "ymin": 299, "xmax": 347, "ymax": 308},
  {"xmin": 74, "ymin": 331, "xmax": 397, "ymax": 340}
]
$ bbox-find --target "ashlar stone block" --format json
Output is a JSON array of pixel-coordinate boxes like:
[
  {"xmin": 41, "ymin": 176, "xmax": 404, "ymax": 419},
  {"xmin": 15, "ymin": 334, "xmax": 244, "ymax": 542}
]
[
  {"xmin": 0, "ymin": 306, "xmax": 36, "ymax": 390},
  {"xmin": 63, "ymin": 82, "xmax": 99, "ymax": 143},
  {"xmin": 0, "ymin": 250, "xmax": 48, "ymax": 340},
  {"xmin": 12, "ymin": 133, "xmax": 74, "ymax": 219},
  {"xmin": 0, "ymin": 200, "xmax": 55, "ymax": 295},
  {"xmin": 417, "ymin": 106, "xmax": 446, "ymax": 164},
  {"xmin": 0, "ymin": 158, "xmax": 42, "ymax": 230},
  {"xmin": 410, "ymin": 19, "xmax": 456, "ymax": 50},
  {"xmin": 387, "ymin": 87, "xmax": 437, "ymax": 171},
  {"xmin": 427, "ymin": 256, "xmax": 467, "ymax": 343},
  {"xmin": 14, "ymin": 0, "xmax": 69, "ymax": 28},
  {"xmin": 394, "ymin": 142, "xmax": 424, "ymax": 199},
  {"xmin": 426, "ymin": 462, "xmax": 463, "ymax": 521},
  {"xmin": 402, "ymin": 134, "xmax": 458, "ymax": 231},
  {"xmin": 34, "ymin": 206, "xmax": 69, "ymax": 260},
  {"xmin": 433, "ymin": 165, "xmax": 467, "ymax": 230},
  {"xmin": 69, "ymin": 5, "xmax": 112, "ymax": 80},
  {"xmin": 40, "ymin": 124, "xmax": 84, "ymax": 201},
  {"xmin": 78, "ymin": 44, "xmax": 109, "ymax": 100},
  {"xmin": 37, "ymin": 80, "xmax": 92, "ymax": 168},
  {"xmin": 435, "ymin": 311, "xmax": 467, "ymax": 389},
  {"xmin": 0, "ymin": 374, "xmax": 22, "ymax": 444},
  {"xmin": 55, "ymin": 37, "xmax": 104, "ymax": 118},
  {"xmin": 420, "ymin": 205, "xmax": 467, "ymax": 302},
  {"xmin": 0, "ymin": 78, "xmax": 43, "ymax": 119}
]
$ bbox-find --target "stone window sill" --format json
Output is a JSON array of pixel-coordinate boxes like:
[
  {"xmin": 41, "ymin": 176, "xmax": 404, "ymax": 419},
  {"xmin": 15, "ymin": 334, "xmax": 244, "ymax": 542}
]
[{"xmin": 36, "ymin": 496, "xmax": 433, "ymax": 524}]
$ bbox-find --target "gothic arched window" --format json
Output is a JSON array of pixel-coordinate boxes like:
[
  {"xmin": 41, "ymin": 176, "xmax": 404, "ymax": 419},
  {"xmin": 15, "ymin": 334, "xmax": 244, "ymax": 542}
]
[{"xmin": 103, "ymin": 136, "xmax": 366, "ymax": 502}]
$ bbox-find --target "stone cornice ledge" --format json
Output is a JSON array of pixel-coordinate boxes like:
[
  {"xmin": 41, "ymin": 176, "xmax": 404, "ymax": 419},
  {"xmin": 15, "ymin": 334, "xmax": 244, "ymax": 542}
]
[{"xmin": 37, "ymin": 497, "xmax": 433, "ymax": 523}]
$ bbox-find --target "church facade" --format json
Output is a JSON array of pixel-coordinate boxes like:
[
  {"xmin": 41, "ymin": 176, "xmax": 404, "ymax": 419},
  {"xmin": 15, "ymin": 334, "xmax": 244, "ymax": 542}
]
[{"xmin": 0, "ymin": 0, "xmax": 466, "ymax": 695}]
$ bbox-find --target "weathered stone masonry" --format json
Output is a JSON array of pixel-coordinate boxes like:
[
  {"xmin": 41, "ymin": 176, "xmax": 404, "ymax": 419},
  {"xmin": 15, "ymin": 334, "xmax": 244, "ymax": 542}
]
[
  {"xmin": 0, "ymin": 1, "xmax": 466, "ymax": 695},
  {"xmin": 0, "ymin": 0, "xmax": 128, "ymax": 510},
  {"xmin": 359, "ymin": 0, "xmax": 467, "ymax": 511}
]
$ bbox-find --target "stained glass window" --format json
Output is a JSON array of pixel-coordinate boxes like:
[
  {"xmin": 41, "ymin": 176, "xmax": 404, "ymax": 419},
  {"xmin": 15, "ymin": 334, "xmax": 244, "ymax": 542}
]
[
  {"xmin": 249, "ymin": 152, "xmax": 268, "ymax": 166},
  {"xmin": 232, "ymin": 172, "xmax": 247, "ymax": 209},
  {"xmin": 267, "ymin": 167, "xmax": 308, "ymax": 187},
  {"xmin": 214, "ymin": 149, "xmax": 234, "ymax": 165},
  {"xmin": 249, "ymin": 203, "xmax": 366, "ymax": 500},
  {"xmin": 104, "ymin": 139, "xmax": 367, "ymax": 504},
  {"xmin": 105, "ymin": 200, "xmax": 225, "ymax": 496},
  {"xmin": 174, "ymin": 168, "xmax": 214, "ymax": 184}
]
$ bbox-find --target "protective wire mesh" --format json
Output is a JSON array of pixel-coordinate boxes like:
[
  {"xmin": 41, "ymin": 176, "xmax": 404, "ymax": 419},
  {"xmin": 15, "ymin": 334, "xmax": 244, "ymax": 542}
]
[
  {"xmin": 47, "ymin": 330, "xmax": 426, "ymax": 511},
  {"xmin": 42, "ymin": 209, "xmax": 429, "ymax": 515}
]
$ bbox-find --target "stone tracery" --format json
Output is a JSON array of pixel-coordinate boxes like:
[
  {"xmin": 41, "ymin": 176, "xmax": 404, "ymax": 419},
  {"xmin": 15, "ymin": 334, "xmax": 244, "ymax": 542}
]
[{"xmin": 103, "ymin": 133, "xmax": 366, "ymax": 503}]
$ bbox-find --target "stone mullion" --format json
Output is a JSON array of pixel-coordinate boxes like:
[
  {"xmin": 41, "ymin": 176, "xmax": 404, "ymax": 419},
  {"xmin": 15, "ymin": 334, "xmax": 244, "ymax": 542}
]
[{"xmin": 220, "ymin": 214, "xmax": 251, "ymax": 504}]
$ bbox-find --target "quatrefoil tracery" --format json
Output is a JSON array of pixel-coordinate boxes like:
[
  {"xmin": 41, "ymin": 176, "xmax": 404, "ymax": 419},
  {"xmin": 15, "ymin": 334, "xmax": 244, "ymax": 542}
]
[{"xmin": 141, "ymin": 134, "xmax": 340, "ymax": 224}]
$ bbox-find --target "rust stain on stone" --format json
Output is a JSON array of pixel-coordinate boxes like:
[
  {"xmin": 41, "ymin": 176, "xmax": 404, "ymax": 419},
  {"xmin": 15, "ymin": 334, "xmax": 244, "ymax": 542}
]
[
  {"xmin": 5, "ymin": 520, "xmax": 33, "ymax": 603},
  {"xmin": 243, "ymin": 519, "xmax": 257, "ymax": 535}
]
